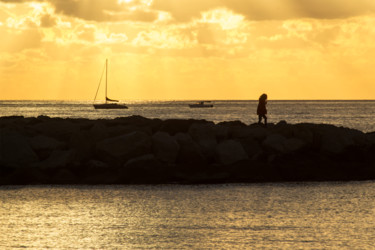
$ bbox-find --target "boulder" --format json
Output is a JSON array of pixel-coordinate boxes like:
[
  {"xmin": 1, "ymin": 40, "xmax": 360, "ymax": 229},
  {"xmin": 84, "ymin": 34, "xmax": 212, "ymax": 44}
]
[
  {"xmin": 110, "ymin": 115, "xmax": 159, "ymax": 128},
  {"xmin": 215, "ymin": 140, "xmax": 248, "ymax": 165},
  {"xmin": 214, "ymin": 125, "xmax": 229, "ymax": 141},
  {"xmin": 262, "ymin": 134, "xmax": 287, "ymax": 152},
  {"xmin": 69, "ymin": 131, "xmax": 93, "ymax": 162},
  {"xmin": 89, "ymin": 122, "xmax": 109, "ymax": 142},
  {"xmin": 292, "ymin": 125, "xmax": 314, "ymax": 144},
  {"xmin": 242, "ymin": 126, "xmax": 269, "ymax": 140},
  {"xmin": 188, "ymin": 122, "xmax": 217, "ymax": 159},
  {"xmin": 283, "ymin": 138, "xmax": 307, "ymax": 153},
  {"xmin": 29, "ymin": 135, "xmax": 64, "ymax": 151},
  {"xmin": 217, "ymin": 120, "xmax": 247, "ymax": 127},
  {"xmin": 231, "ymin": 126, "xmax": 258, "ymax": 139},
  {"xmin": 52, "ymin": 168, "xmax": 77, "ymax": 183},
  {"xmin": 0, "ymin": 131, "xmax": 38, "ymax": 167},
  {"xmin": 124, "ymin": 154, "xmax": 157, "ymax": 167},
  {"xmin": 31, "ymin": 119, "xmax": 78, "ymax": 140},
  {"xmin": 174, "ymin": 133, "xmax": 206, "ymax": 165},
  {"xmin": 239, "ymin": 137, "xmax": 262, "ymax": 158},
  {"xmin": 152, "ymin": 131, "xmax": 180, "ymax": 163},
  {"xmin": 159, "ymin": 119, "xmax": 207, "ymax": 135},
  {"xmin": 4, "ymin": 166, "xmax": 47, "ymax": 185},
  {"xmin": 107, "ymin": 124, "xmax": 151, "ymax": 137},
  {"xmin": 272, "ymin": 121, "xmax": 294, "ymax": 138},
  {"xmin": 87, "ymin": 159, "xmax": 109, "ymax": 169},
  {"xmin": 34, "ymin": 149, "xmax": 76, "ymax": 169},
  {"xmin": 119, "ymin": 154, "xmax": 169, "ymax": 183},
  {"xmin": 96, "ymin": 131, "xmax": 152, "ymax": 163},
  {"xmin": 318, "ymin": 127, "xmax": 364, "ymax": 154},
  {"xmin": 367, "ymin": 132, "xmax": 375, "ymax": 145}
]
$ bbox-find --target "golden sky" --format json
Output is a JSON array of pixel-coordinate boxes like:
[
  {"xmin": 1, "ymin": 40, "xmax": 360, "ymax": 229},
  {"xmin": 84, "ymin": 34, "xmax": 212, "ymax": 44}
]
[{"xmin": 1, "ymin": 0, "xmax": 375, "ymax": 100}]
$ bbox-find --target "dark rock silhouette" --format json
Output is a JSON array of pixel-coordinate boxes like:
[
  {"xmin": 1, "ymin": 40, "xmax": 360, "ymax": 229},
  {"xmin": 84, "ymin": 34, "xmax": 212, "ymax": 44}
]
[{"xmin": 1, "ymin": 115, "xmax": 375, "ymax": 184}]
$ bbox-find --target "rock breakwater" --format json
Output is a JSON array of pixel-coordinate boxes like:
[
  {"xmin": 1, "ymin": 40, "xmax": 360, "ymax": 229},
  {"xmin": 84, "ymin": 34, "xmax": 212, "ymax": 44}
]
[{"xmin": 1, "ymin": 115, "xmax": 375, "ymax": 184}]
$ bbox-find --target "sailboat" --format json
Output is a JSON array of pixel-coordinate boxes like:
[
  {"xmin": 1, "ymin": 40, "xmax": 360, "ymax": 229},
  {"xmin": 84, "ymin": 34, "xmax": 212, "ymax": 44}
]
[{"xmin": 93, "ymin": 59, "xmax": 128, "ymax": 109}]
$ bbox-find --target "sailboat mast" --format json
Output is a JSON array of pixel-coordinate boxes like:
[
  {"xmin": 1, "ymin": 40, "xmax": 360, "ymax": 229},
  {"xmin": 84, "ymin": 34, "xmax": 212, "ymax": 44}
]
[{"xmin": 105, "ymin": 59, "xmax": 108, "ymax": 103}]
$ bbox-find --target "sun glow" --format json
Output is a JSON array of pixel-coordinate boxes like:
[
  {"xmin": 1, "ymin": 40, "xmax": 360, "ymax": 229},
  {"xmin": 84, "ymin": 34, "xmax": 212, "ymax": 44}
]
[{"xmin": 0, "ymin": 0, "xmax": 374, "ymax": 100}]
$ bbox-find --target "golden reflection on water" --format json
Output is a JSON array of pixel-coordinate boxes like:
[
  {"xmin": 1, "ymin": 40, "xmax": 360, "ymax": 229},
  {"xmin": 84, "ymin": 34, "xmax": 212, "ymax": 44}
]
[{"xmin": 1, "ymin": 183, "xmax": 375, "ymax": 249}]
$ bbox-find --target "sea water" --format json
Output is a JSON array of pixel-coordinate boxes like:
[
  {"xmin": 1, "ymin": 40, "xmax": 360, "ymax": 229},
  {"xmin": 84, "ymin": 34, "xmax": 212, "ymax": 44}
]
[
  {"xmin": 1, "ymin": 101, "xmax": 375, "ymax": 249},
  {"xmin": 0, "ymin": 100, "xmax": 375, "ymax": 132},
  {"xmin": 1, "ymin": 183, "xmax": 375, "ymax": 249}
]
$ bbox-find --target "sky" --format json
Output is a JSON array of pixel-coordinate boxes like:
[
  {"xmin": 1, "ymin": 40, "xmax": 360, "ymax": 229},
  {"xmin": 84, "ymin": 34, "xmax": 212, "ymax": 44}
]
[{"xmin": 1, "ymin": 0, "xmax": 375, "ymax": 100}]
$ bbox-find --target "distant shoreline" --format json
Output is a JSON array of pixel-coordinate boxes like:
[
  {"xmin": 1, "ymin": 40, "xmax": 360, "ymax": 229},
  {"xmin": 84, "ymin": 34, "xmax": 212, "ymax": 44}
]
[{"xmin": 1, "ymin": 115, "xmax": 375, "ymax": 185}]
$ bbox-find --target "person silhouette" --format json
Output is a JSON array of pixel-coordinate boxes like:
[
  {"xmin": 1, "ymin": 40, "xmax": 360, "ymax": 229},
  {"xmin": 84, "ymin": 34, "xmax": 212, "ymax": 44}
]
[{"xmin": 257, "ymin": 93, "xmax": 268, "ymax": 126}]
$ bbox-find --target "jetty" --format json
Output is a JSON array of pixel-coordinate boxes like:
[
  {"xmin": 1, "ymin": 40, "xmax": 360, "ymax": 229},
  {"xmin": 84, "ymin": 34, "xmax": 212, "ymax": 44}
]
[{"xmin": 1, "ymin": 115, "xmax": 375, "ymax": 184}]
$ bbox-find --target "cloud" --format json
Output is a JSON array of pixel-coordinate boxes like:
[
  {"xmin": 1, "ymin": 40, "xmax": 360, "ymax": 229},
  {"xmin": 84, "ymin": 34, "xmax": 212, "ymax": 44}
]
[
  {"xmin": 1, "ymin": 0, "xmax": 158, "ymax": 22},
  {"xmin": 52, "ymin": 0, "xmax": 156, "ymax": 22},
  {"xmin": 3, "ymin": 0, "xmax": 375, "ymax": 22},
  {"xmin": 152, "ymin": 0, "xmax": 375, "ymax": 22},
  {"xmin": 40, "ymin": 13, "xmax": 56, "ymax": 27},
  {"xmin": 0, "ymin": 27, "xmax": 42, "ymax": 52}
]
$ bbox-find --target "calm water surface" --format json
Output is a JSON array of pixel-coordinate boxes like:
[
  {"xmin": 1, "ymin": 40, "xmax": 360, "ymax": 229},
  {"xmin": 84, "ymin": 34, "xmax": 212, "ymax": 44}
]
[
  {"xmin": 1, "ymin": 100, "xmax": 374, "ymax": 132},
  {"xmin": 1, "ymin": 183, "xmax": 375, "ymax": 249}
]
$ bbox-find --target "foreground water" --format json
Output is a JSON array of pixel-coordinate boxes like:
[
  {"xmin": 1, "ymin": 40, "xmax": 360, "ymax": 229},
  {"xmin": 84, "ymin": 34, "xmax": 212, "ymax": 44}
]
[
  {"xmin": 1, "ymin": 183, "xmax": 375, "ymax": 249},
  {"xmin": 1, "ymin": 100, "xmax": 375, "ymax": 132}
]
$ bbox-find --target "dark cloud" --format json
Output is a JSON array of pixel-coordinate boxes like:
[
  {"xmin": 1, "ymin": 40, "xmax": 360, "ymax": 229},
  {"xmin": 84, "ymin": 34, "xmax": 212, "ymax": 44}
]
[
  {"xmin": 2, "ymin": 0, "xmax": 375, "ymax": 22},
  {"xmin": 1, "ymin": 0, "xmax": 158, "ymax": 22},
  {"xmin": 152, "ymin": 0, "xmax": 375, "ymax": 21},
  {"xmin": 51, "ymin": 0, "xmax": 158, "ymax": 22},
  {"xmin": 40, "ymin": 13, "xmax": 56, "ymax": 27}
]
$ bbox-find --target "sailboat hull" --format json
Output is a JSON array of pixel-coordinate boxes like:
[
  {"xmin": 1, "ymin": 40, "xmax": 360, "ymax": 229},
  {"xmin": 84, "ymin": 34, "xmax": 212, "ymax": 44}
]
[{"xmin": 94, "ymin": 103, "xmax": 128, "ymax": 109}]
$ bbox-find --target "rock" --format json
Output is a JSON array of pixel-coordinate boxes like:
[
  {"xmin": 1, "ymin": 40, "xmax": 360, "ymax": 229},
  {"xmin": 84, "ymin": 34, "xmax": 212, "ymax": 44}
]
[
  {"xmin": 276, "ymin": 120, "xmax": 288, "ymax": 126},
  {"xmin": 292, "ymin": 125, "xmax": 314, "ymax": 144},
  {"xmin": 243, "ymin": 126, "xmax": 269, "ymax": 140},
  {"xmin": 159, "ymin": 119, "xmax": 207, "ymax": 135},
  {"xmin": 0, "ymin": 131, "xmax": 38, "ymax": 167},
  {"xmin": 111, "ymin": 115, "xmax": 159, "ymax": 128},
  {"xmin": 52, "ymin": 168, "xmax": 77, "ymax": 183},
  {"xmin": 29, "ymin": 135, "xmax": 64, "ymax": 151},
  {"xmin": 367, "ymin": 132, "xmax": 375, "ymax": 144},
  {"xmin": 217, "ymin": 120, "xmax": 247, "ymax": 127},
  {"xmin": 239, "ymin": 137, "xmax": 262, "ymax": 158},
  {"xmin": 124, "ymin": 154, "xmax": 157, "ymax": 167},
  {"xmin": 174, "ymin": 133, "xmax": 206, "ymax": 165},
  {"xmin": 272, "ymin": 122, "xmax": 294, "ymax": 138},
  {"xmin": 318, "ymin": 127, "xmax": 364, "ymax": 154},
  {"xmin": 87, "ymin": 159, "xmax": 109, "ymax": 169},
  {"xmin": 262, "ymin": 134, "xmax": 287, "ymax": 152},
  {"xmin": 152, "ymin": 131, "xmax": 180, "ymax": 163},
  {"xmin": 89, "ymin": 122, "xmax": 108, "ymax": 142},
  {"xmin": 69, "ymin": 131, "xmax": 93, "ymax": 162},
  {"xmin": 31, "ymin": 119, "xmax": 78, "ymax": 140},
  {"xmin": 83, "ymin": 160, "xmax": 115, "ymax": 184},
  {"xmin": 96, "ymin": 131, "xmax": 152, "ymax": 163},
  {"xmin": 35, "ymin": 149, "xmax": 76, "ymax": 169},
  {"xmin": 283, "ymin": 138, "xmax": 307, "ymax": 153},
  {"xmin": 1, "ymin": 115, "xmax": 375, "ymax": 184},
  {"xmin": 4, "ymin": 166, "xmax": 48, "ymax": 185},
  {"xmin": 231, "ymin": 126, "xmax": 258, "ymax": 139},
  {"xmin": 119, "ymin": 154, "xmax": 169, "ymax": 184},
  {"xmin": 188, "ymin": 122, "xmax": 217, "ymax": 159},
  {"xmin": 215, "ymin": 140, "xmax": 248, "ymax": 165},
  {"xmin": 214, "ymin": 125, "xmax": 229, "ymax": 141},
  {"xmin": 107, "ymin": 124, "xmax": 151, "ymax": 137}
]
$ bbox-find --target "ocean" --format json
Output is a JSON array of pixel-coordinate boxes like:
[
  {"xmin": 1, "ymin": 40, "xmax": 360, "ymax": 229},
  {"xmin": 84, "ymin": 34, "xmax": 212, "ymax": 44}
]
[
  {"xmin": 1, "ymin": 100, "xmax": 375, "ymax": 249},
  {"xmin": 1, "ymin": 183, "xmax": 375, "ymax": 249},
  {"xmin": 1, "ymin": 100, "xmax": 374, "ymax": 132}
]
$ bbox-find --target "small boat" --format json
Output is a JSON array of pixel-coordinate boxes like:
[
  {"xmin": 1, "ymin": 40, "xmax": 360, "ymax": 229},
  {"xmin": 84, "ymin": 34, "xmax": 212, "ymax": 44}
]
[
  {"xmin": 93, "ymin": 59, "xmax": 128, "ymax": 109},
  {"xmin": 189, "ymin": 101, "xmax": 214, "ymax": 108}
]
